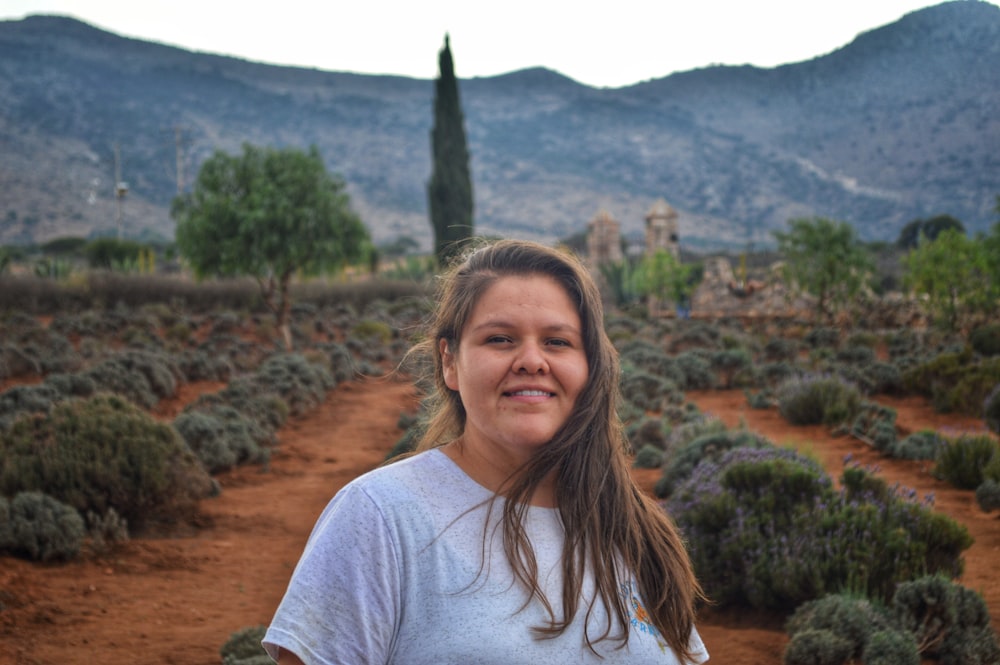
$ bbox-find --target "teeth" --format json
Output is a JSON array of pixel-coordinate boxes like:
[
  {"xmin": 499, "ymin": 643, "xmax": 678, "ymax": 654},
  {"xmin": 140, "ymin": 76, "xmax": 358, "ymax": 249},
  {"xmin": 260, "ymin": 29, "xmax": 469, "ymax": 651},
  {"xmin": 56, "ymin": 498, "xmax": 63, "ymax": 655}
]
[{"xmin": 511, "ymin": 390, "xmax": 549, "ymax": 397}]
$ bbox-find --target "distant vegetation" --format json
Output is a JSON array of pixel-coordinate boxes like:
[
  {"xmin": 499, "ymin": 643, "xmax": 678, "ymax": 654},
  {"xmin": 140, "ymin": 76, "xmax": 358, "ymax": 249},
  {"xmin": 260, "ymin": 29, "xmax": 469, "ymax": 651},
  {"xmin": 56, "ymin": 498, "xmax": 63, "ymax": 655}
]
[{"xmin": 1, "ymin": 201, "xmax": 999, "ymax": 664}]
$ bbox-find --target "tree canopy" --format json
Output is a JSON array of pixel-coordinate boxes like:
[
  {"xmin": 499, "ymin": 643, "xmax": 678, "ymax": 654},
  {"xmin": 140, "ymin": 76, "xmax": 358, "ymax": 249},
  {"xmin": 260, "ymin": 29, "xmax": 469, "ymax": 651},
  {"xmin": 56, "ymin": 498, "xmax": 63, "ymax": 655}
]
[
  {"xmin": 903, "ymin": 228, "xmax": 995, "ymax": 331},
  {"xmin": 427, "ymin": 34, "xmax": 474, "ymax": 267},
  {"xmin": 896, "ymin": 214, "xmax": 966, "ymax": 250},
  {"xmin": 633, "ymin": 250, "xmax": 699, "ymax": 315},
  {"xmin": 773, "ymin": 217, "xmax": 873, "ymax": 322},
  {"xmin": 172, "ymin": 143, "xmax": 369, "ymax": 347}
]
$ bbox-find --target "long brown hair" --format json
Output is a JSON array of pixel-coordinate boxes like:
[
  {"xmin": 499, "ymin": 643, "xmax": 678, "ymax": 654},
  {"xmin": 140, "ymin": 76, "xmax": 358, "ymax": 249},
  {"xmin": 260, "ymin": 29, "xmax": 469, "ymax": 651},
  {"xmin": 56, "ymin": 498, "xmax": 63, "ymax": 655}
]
[{"xmin": 414, "ymin": 239, "xmax": 705, "ymax": 660}]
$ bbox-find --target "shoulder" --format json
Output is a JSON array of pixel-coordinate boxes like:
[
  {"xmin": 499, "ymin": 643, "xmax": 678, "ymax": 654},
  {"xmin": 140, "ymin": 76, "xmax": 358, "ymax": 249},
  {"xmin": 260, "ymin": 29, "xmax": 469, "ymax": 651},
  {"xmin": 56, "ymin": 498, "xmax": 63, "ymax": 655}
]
[
  {"xmin": 332, "ymin": 448, "xmax": 484, "ymax": 518},
  {"xmin": 349, "ymin": 448, "xmax": 455, "ymax": 497}
]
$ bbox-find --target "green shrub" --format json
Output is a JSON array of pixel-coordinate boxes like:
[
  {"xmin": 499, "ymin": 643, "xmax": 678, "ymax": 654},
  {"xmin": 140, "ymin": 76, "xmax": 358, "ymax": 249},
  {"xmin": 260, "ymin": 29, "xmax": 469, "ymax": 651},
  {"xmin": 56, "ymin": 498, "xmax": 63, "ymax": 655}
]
[
  {"xmin": 626, "ymin": 416, "xmax": 667, "ymax": 452},
  {"xmin": 0, "ymin": 491, "xmax": 85, "ymax": 561},
  {"xmin": 350, "ymin": 319, "xmax": 394, "ymax": 345},
  {"xmin": 668, "ymin": 322, "xmax": 721, "ymax": 352},
  {"xmin": 619, "ymin": 340, "xmax": 684, "ymax": 385},
  {"xmin": 863, "ymin": 362, "xmax": 903, "ymax": 395},
  {"xmin": 633, "ymin": 444, "xmax": 664, "ymax": 469},
  {"xmin": 656, "ymin": 428, "xmax": 772, "ymax": 498},
  {"xmin": 984, "ymin": 385, "xmax": 1000, "ymax": 434},
  {"xmin": 44, "ymin": 372, "xmax": 97, "ymax": 399},
  {"xmin": 763, "ymin": 338, "xmax": 800, "ymax": 362},
  {"xmin": 18, "ymin": 330, "xmax": 82, "ymax": 374},
  {"xmin": 806, "ymin": 327, "xmax": 840, "ymax": 349},
  {"xmin": 664, "ymin": 414, "xmax": 727, "ymax": 449},
  {"xmin": 886, "ymin": 329, "xmax": 922, "ymax": 360},
  {"xmin": 0, "ymin": 383, "xmax": 61, "ymax": 431},
  {"xmin": 892, "ymin": 430, "xmax": 944, "ymax": 461},
  {"xmin": 671, "ymin": 450, "xmax": 972, "ymax": 611},
  {"xmin": 933, "ymin": 435, "xmax": 999, "ymax": 490},
  {"xmin": 786, "ymin": 594, "xmax": 892, "ymax": 662},
  {"xmin": 177, "ymin": 349, "xmax": 233, "ymax": 382},
  {"xmin": 862, "ymin": 630, "xmax": 920, "ymax": 665},
  {"xmin": 758, "ymin": 361, "xmax": 798, "ymax": 388},
  {"xmin": 0, "ymin": 394, "xmax": 214, "ymax": 531},
  {"xmin": 199, "ymin": 333, "xmax": 266, "ymax": 373},
  {"xmin": 975, "ymin": 480, "xmax": 1000, "ymax": 513},
  {"xmin": 892, "ymin": 576, "xmax": 1000, "ymax": 662},
  {"xmin": 220, "ymin": 625, "xmax": 270, "ymax": 665},
  {"xmin": 0, "ymin": 343, "xmax": 40, "ymax": 378},
  {"xmin": 845, "ymin": 331, "xmax": 879, "ymax": 350},
  {"xmin": 85, "ymin": 507, "xmax": 129, "ymax": 553},
  {"xmin": 198, "ymin": 378, "xmax": 290, "ymax": 433},
  {"xmin": 783, "ymin": 628, "xmax": 853, "ymax": 665},
  {"xmin": 969, "ymin": 323, "xmax": 1000, "ymax": 357},
  {"xmin": 985, "ymin": 451, "xmax": 1000, "ymax": 482},
  {"xmin": 174, "ymin": 405, "xmax": 272, "ymax": 473},
  {"xmin": 674, "ymin": 351, "xmax": 714, "ymax": 390},
  {"xmin": 317, "ymin": 342, "xmax": 355, "ymax": 383},
  {"xmin": 903, "ymin": 349, "xmax": 1000, "ymax": 415},
  {"xmin": 253, "ymin": 353, "xmax": 335, "ymax": 416},
  {"xmin": 743, "ymin": 388, "xmax": 774, "ymax": 409},
  {"xmin": 710, "ymin": 348, "xmax": 752, "ymax": 389},
  {"xmin": 850, "ymin": 402, "xmax": 898, "ymax": 453},
  {"xmin": 836, "ymin": 346, "xmax": 876, "ymax": 365},
  {"xmin": 940, "ymin": 627, "xmax": 1000, "ymax": 665},
  {"xmin": 777, "ymin": 375, "xmax": 862, "ymax": 426},
  {"xmin": 620, "ymin": 369, "xmax": 679, "ymax": 412},
  {"xmin": 81, "ymin": 349, "xmax": 182, "ymax": 409}
]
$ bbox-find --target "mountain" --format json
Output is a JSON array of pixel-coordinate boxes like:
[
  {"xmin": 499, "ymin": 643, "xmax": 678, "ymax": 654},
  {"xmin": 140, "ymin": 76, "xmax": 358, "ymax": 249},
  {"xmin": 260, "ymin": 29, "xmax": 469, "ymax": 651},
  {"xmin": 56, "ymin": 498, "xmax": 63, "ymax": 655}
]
[{"xmin": 0, "ymin": 1, "xmax": 997, "ymax": 250}]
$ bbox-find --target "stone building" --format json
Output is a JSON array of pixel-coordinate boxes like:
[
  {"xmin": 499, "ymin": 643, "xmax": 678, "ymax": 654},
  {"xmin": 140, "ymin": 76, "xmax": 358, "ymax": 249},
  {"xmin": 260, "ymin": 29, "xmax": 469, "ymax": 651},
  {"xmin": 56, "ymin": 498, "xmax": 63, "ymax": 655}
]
[
  {"xmin": 586, "ymin": 209, "xmax": 623, "ymax": 270},
  {"xmin": 644, "ymin": 198, "xmax": 679, "ymax": 257}
]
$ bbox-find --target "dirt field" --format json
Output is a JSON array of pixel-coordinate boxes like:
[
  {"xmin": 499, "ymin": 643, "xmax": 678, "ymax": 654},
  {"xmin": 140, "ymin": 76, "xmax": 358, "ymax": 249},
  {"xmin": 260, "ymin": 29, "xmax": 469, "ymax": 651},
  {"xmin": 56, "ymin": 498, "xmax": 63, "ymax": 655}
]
[{"xmin": 1, "ymin": 378, "xmax": 997, "ymax": 664}]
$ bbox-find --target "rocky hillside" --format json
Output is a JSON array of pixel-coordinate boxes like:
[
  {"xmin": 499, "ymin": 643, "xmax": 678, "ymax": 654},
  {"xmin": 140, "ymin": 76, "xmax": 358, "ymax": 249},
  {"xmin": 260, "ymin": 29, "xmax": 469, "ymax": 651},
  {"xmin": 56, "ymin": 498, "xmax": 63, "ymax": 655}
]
[{"xmin": 0, "ymin": 1, "xmax": 997, "ymax": 250}]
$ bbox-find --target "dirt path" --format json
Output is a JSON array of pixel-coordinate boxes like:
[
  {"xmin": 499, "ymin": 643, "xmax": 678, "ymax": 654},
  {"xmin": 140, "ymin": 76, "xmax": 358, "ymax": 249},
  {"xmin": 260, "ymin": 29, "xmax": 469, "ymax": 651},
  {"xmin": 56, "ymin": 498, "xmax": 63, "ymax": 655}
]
[
  {"xmin": 1, "ymin": 382, "xmax": 995, "ymax": 664},
  {"xmin": 0, "ymin": 378, "xmax": 421, "ymax": 665}
]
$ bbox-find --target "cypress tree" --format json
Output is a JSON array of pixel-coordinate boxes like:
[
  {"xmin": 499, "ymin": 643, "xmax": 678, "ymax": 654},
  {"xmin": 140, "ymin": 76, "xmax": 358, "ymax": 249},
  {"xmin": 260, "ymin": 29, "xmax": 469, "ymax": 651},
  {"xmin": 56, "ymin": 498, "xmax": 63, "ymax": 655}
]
[{"xmin": 428, "ymin": 34, "xmax": 474, "ymax": 267}]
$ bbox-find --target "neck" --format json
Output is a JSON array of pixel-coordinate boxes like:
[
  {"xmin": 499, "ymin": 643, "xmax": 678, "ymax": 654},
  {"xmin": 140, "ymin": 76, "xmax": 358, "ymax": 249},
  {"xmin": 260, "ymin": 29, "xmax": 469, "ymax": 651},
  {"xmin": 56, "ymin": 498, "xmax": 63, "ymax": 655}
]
[{"xmin": 442, "ymin": 439, "xmax": 557, "ymax": 508}]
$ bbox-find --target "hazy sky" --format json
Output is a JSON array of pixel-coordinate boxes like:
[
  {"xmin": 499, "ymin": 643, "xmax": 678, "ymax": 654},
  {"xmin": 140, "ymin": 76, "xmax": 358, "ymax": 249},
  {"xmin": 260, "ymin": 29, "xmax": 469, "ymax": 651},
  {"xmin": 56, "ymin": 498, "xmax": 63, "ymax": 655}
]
[{"xmin": 2, "ymin": 0, "xmax": 994, "ymax": 87}]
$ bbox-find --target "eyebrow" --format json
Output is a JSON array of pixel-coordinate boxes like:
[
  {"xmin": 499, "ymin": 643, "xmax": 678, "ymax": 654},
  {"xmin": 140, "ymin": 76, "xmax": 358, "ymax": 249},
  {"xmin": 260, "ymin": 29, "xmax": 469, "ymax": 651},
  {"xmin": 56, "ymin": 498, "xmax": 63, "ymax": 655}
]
[{"xmin": 469, "ymin": 320, "xmax": 582, "ymax": 336}]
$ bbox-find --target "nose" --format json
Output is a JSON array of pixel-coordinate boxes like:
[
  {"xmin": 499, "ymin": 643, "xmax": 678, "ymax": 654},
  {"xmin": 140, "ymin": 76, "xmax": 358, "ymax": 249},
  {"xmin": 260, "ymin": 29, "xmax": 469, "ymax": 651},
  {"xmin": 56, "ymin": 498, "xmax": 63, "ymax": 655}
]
[{"xmin": 514, "ymin": 341, "xmax": 548, "ymax": 374}]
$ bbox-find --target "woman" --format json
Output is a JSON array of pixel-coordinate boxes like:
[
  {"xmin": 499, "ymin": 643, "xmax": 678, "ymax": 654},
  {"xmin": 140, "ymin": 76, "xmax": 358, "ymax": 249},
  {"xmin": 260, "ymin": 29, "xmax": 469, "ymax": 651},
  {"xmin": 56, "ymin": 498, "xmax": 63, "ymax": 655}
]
[{"xmin": 263, "ymin": 239, "xmax": 708, "ymax": 664}]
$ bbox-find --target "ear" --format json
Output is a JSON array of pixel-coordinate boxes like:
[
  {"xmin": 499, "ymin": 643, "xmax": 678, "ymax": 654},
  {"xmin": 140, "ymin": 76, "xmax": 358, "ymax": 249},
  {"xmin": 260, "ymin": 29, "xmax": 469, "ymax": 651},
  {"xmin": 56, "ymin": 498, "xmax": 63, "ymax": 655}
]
[{"xmin": 440, "ymin": 338, "xmax": 459, "ymax": 391}]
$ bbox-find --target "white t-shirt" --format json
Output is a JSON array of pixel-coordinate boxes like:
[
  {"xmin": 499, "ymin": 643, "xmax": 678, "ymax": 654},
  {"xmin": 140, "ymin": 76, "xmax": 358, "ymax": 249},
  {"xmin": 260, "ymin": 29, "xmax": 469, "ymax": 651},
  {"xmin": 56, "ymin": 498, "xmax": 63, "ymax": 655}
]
[{"xmin": 263, "ymin": 448, "xmax": 708, "ymax": 665}]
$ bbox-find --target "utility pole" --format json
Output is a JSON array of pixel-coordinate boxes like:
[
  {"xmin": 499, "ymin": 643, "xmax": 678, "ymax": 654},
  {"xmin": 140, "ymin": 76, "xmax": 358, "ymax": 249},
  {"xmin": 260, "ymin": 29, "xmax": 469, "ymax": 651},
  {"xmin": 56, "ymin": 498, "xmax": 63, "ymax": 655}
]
[{"xmin": 113, "ymin": 142, "xmax": 128, "ymax": 239}]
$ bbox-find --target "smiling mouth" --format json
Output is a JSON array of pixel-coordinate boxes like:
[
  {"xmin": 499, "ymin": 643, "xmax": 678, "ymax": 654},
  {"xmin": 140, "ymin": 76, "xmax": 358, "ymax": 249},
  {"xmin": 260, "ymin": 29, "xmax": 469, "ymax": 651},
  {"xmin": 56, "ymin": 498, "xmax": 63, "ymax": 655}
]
[{"xmin": 505, "ymin": 389, "xmax": 554, "ymax": 397}]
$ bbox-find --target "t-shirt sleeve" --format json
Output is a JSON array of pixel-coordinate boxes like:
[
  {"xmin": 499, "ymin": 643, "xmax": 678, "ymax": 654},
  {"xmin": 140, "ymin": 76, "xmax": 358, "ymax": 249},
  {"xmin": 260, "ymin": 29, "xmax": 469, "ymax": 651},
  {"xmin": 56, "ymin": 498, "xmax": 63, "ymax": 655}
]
[
  {"xmin": 687, "ymin": 626, "xmax": 710, "ymax": 664},
  {"xmin": 263, "ymin": 483, "xmax": 400, "ymax": 664}
]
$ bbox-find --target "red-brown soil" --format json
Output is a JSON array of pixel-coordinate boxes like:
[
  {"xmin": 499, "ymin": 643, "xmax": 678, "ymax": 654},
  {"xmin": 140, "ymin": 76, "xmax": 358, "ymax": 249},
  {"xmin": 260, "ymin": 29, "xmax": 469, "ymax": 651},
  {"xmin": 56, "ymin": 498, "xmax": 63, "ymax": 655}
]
[{"xmin": 1, "ymin": 380, "xmax": 997, "ymax": 664}]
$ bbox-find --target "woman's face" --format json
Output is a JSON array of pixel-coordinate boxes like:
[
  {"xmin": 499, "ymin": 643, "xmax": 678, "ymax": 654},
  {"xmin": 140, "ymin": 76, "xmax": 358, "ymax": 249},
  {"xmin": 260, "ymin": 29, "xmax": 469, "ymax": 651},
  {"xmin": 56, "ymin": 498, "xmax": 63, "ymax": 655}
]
[{"xmin": 441, "ymin": 274, "xmax": 589, "ymax": 465}]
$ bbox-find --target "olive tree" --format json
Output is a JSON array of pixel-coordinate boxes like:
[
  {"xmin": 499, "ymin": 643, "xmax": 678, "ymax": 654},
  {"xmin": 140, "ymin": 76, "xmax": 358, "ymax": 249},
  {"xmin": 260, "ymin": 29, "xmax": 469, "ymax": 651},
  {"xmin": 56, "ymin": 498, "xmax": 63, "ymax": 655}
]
[
  {"xmin": 903, "ymin": 228, "xmax": 994, "ymax": 331},
  {"xmin": 774, "ymin": 217, "xmax": 873, "ymax": 322},
  {"xmin": 173, "ymin": 144, "xmax": 369, "ymax": 348}
]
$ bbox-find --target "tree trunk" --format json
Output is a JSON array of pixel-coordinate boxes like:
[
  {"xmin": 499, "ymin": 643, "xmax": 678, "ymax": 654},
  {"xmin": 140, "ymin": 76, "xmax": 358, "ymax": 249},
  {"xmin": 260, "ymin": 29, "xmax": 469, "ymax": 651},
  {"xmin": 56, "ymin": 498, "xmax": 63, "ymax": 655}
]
[{"xmin": 277, "ymin": 272, "xmax": 294, "ymax": 351}]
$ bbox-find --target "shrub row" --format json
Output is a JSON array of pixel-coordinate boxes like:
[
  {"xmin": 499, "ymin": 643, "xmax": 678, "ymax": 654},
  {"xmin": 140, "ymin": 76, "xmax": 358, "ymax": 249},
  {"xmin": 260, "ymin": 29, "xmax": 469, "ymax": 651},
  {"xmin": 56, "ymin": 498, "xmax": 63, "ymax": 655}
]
[
  {"xmin": 0, "ymin": 348, "xmax": 186, "ymax": 430},
  {"xmin": 668, "ymin": 446, "xmax": 972, "ymax": 611},
  {"xmin": 785, "ymin": 577, "xmax": 1000, "ymax": 665},
  {"xmin": 0, "ymin": 394, "xmax": 214, "ymax": 533}
]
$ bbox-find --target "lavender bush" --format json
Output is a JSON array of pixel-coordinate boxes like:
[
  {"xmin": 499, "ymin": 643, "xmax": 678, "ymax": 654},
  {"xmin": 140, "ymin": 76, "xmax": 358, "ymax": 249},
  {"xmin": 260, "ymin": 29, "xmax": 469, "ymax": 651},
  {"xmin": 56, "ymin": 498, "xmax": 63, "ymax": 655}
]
[
  {"xmin": 669, "ymin": 447, "xmax": 972, "ymax": 611},
  {"xmin": 777, "ymin": 374, "xmax": 862, "ymax": 426}
]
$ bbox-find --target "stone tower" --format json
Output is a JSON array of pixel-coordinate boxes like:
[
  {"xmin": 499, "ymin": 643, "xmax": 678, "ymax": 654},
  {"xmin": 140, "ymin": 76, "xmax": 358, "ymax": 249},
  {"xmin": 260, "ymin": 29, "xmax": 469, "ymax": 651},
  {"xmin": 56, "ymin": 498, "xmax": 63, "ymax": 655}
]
[
  {"xmin": 644, "ymin": 199, "xmax": 679, "ymax": 257},
  {"xmin": 586, "ymin": 209, "xmax": 623, "ymax": 270}
]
